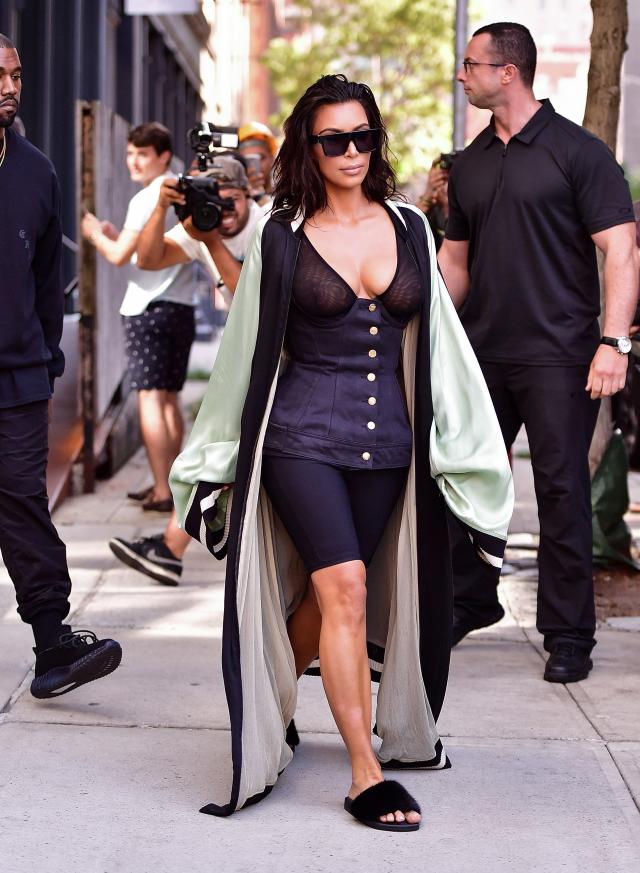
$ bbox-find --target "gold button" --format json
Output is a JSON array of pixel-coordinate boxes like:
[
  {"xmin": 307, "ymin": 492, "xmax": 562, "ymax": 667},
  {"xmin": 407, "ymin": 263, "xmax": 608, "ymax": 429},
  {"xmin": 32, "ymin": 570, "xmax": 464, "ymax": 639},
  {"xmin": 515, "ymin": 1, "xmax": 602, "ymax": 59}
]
[
  {"xmin": 367, "ymin": 373, "xmax": 376, "ymax": 382},
  {"xmin": 368, "ymin": 349, "xmax": 377, "ymax": 358},
  {"xmin": 368, "ymin": 303, "xmax": 376, "ymax": 312},
  {"xmin": 362, "ymin": 451, "xmax": 371, "ymax": 461},
  {"xmin": 367, "ymin": 421, "xmax": 376, "ymax": 430},
  {"xmin": 369, "ymin": 326, "xmax": 379, "ymax": 336},
  {"xmin": 368, "ymin": 397, "xmax": 376, "ymax": 405}
]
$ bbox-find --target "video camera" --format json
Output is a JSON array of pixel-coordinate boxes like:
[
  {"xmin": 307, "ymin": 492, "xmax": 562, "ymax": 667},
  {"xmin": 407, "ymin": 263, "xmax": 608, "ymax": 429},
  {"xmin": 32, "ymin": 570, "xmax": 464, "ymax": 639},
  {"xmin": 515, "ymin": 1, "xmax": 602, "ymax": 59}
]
[{"xmin": 174, "ymin": 122, "xmax": 240, "ymax": 232}]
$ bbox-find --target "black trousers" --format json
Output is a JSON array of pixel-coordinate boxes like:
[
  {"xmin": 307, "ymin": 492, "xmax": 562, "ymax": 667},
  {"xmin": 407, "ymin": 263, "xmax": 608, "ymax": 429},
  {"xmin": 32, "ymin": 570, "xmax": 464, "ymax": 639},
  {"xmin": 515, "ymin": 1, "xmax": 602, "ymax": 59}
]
[
  {"xmin": 0, "ymin": 400, "xmax": 71, "ymax": 625},
  {"xmin": 452, "ymin": 363, "xmax": 599, "ymax": 652}
]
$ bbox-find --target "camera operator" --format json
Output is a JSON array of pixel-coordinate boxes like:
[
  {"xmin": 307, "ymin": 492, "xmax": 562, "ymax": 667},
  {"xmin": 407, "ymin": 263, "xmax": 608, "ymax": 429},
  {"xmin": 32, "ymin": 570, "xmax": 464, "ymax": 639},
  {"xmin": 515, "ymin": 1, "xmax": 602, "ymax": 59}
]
[
  {"xmin": 136, "ymin": 155, "xmax": 263, "ymax": 305},
  {"xmin": 238, "ymin": 121, "xmax": 278, "ymax": 206},
  {"xmin": 108, "ymin": 155, "xmax": 268, "ymax": 586},
  {"xmin": 417, "ymin": 153, "xmax": 458, "ymax": 251}
]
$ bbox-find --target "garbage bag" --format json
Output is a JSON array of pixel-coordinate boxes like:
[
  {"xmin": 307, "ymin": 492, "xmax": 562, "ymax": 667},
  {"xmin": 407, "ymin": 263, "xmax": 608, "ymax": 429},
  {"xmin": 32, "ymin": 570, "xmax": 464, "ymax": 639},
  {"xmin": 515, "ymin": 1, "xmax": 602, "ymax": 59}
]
[{"xmin": 592, "ymin": 429, "xmax": 640, "ymax": 570}]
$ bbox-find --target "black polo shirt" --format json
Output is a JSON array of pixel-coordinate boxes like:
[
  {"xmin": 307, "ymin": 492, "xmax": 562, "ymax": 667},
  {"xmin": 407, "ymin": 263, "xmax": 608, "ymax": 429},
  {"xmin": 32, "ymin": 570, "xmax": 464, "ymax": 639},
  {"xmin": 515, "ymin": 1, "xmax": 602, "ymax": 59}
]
[{"xmin": 446, "ymin": 99, "xmax": 635, "ymax": 365}]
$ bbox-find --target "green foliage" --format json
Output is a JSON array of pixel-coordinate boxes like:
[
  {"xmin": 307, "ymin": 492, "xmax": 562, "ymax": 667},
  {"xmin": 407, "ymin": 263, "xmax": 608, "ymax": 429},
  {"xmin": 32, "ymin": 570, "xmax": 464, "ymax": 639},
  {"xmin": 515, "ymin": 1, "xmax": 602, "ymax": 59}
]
[{"xmin": 263, "ymin": 0, "xmax": 456, "ymax": 182}]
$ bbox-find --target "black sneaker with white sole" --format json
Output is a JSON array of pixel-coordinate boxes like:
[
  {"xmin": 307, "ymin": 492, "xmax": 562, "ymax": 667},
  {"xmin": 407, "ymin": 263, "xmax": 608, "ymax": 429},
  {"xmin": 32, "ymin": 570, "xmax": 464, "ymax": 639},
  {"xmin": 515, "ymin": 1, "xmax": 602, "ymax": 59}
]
[
  {"xmin": 108, "ymin": 533, "xmax": 183, "ymax": 586},
  {"xmin": 31, "ymin": 627, "xmax": 122, "ymax": 699}
]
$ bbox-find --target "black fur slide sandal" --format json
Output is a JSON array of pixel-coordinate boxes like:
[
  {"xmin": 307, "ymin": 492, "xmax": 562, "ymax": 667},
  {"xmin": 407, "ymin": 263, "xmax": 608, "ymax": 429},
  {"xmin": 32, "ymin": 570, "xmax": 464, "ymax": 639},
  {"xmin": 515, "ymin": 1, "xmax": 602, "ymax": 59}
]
[{"xmin": 344, "ymin": 780, "xmax": 421, "ymax": 832}]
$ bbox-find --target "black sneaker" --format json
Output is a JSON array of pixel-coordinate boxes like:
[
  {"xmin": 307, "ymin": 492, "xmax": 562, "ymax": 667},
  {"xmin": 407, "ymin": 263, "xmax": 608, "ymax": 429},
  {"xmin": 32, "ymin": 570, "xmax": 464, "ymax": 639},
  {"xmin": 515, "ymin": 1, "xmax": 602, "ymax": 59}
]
[
  {"xmin": 544, "ymin": 642, "xmax": 593, "ymax": 683},
  {"xmin": 31, "ymin": 628, "xmax": 122, "ymax": 699},
  {"xmin": 108, "ymin": 534, "xmax": 182, "ymax": 586}
]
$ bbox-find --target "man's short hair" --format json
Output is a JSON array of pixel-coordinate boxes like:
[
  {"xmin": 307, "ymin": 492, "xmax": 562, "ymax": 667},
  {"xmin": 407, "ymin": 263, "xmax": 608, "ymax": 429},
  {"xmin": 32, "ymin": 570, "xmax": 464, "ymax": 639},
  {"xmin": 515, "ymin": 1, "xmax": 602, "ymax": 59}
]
[
  {"xmin": 0, "ymin": 32, "xmax": 16, "ymax": 50},
  {"xmin": 128, "ymin": 122, "xmax": 173, "ymax": 157},
  {"xmin": 473, "ymin": 22, "xmax": 537, "ymax": 89}
]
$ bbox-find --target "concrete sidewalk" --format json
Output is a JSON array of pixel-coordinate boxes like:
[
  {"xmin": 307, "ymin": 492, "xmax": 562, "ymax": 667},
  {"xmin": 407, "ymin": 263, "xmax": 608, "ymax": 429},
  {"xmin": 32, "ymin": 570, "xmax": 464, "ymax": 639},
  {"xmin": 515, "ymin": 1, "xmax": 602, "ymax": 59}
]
[{"xmin": 1, "ymin": 419, "xmax": 639, "ymax": 872}]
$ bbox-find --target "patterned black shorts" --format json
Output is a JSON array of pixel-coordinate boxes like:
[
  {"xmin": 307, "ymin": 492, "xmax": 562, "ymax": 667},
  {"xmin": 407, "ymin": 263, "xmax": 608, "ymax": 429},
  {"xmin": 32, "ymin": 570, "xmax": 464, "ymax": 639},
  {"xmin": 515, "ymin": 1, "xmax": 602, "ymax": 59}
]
[{"xmin": 124, "ymin": 301, "xmax": 195, "ymax": 392}]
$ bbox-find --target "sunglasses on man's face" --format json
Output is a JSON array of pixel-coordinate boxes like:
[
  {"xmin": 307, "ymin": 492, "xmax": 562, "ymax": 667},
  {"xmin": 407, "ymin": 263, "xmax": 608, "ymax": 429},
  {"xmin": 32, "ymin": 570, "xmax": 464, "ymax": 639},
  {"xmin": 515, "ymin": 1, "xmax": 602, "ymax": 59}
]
[{"xmin": 308, "ymin": 128, "xmax": 381, "ymax": 158}]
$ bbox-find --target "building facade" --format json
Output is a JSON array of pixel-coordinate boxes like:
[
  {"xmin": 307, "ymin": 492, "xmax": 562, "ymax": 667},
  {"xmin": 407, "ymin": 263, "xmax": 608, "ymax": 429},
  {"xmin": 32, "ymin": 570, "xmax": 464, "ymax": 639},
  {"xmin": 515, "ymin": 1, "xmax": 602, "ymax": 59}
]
[{"xmin": 0, "ymin": 0, "xmax": 274, "ymax": 499}]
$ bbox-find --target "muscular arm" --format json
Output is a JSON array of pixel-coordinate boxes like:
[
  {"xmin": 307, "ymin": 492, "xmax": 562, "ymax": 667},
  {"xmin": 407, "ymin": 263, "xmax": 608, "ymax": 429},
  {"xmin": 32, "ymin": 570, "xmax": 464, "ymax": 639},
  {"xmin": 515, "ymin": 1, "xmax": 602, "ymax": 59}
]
[
  {"xmin": 437, "ymin": 238, "xmax": 470, "ymax": 309},
  {"xmin": 586, "ymin": 222, "xmax": 640, "ymax": 398}
]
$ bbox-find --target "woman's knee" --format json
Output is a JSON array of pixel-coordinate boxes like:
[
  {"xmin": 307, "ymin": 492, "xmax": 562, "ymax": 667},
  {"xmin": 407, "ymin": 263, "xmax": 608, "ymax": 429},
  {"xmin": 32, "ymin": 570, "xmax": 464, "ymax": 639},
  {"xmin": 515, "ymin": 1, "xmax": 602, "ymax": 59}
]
[{"xmin": 312, "ymin": 561, "xmax": 367, "ymax": 626}]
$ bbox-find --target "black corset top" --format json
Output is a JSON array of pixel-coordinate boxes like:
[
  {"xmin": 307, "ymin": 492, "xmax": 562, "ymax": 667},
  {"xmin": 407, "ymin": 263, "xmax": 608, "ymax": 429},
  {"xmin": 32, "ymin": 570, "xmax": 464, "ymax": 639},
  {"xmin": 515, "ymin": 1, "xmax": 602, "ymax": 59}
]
[{"xmin": 263, "ymin": 225, "xmax": 424, "ymax": 470}]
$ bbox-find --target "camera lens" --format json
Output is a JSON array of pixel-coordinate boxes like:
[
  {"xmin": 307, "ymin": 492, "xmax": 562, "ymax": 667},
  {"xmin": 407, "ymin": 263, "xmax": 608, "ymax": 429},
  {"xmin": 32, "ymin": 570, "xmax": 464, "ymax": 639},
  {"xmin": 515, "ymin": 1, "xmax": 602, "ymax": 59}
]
[{"xmin": 193, "ymin": 202, "xmax": 222, "ymax": 232}]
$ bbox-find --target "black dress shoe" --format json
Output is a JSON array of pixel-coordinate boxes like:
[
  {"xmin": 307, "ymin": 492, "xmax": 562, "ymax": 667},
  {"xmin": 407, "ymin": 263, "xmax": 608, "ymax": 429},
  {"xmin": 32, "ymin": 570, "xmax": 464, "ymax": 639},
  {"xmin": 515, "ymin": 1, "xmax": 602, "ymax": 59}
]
[
  {"xmin": 544, "ymin": 642, "xmax": 593, "ymax": 683},
  {"xmin": 452, "ymin": 605, "xmax": 505, "ymax": 647}
]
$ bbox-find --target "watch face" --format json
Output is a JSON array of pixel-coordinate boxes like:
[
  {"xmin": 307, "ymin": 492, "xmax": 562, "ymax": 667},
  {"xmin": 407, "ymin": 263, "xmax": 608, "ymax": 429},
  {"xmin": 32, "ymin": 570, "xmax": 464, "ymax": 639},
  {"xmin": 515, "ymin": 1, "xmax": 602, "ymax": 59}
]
[{"xmin": 618, "ymin": 337, "xmax": 632, "ymax": 354}]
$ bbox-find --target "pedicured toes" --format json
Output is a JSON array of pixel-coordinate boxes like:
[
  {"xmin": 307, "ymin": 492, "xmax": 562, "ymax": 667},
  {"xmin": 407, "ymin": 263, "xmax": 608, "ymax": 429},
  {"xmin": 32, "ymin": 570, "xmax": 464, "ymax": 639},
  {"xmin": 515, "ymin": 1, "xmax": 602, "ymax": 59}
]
[
  {"xmin": 394, "ymin": 810, "xmax": 406, "ymax": 822},
  {"xmin": 406, "ymin": 811, "xmax": 421, "ymax": 824}
]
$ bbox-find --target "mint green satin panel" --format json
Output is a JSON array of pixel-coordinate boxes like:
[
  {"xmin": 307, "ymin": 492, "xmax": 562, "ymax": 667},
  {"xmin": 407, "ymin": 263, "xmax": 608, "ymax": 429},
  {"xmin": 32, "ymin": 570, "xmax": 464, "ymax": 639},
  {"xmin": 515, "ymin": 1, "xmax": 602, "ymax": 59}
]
[{"xmin": 169, "ymin": 218, "xmax": 266, "ymax": 524}]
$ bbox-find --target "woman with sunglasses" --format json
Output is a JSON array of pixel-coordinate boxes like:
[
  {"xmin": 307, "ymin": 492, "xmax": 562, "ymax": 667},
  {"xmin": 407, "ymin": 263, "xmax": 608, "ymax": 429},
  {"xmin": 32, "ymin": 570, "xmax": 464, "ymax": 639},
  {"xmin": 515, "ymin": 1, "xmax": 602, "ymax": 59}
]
[{"xmin": 170, "ymin": 74, "xmax": 512, "ymax": 830}]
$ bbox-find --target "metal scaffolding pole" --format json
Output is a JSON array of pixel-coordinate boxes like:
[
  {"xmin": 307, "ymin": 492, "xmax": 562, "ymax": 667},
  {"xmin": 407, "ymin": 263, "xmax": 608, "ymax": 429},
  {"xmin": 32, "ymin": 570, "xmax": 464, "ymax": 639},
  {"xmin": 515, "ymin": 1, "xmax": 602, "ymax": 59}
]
[{"xmin": 453, "ymin": 0, "xmax": 469, "ymax": 149}]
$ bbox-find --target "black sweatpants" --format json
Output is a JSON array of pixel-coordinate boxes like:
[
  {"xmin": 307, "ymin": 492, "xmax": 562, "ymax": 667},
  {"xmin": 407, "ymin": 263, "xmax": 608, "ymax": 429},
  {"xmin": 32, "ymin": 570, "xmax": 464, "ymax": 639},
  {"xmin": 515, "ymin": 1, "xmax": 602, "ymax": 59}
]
[
  {"xmin": 452, "ymin": 363, "xmax": 600, "ymax": 652},
  {"xmin": 0, "ymin": 400, "xmax": 71, "ymax": 626}
]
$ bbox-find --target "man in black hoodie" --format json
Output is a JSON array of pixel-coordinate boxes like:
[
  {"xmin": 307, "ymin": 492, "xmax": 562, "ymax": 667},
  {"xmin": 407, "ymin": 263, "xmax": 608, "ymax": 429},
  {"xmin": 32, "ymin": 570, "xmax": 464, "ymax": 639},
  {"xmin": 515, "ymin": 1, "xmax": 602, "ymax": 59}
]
[{"xmin": 0, "ymin": 34, "xmax": 121, "ymax": 698}]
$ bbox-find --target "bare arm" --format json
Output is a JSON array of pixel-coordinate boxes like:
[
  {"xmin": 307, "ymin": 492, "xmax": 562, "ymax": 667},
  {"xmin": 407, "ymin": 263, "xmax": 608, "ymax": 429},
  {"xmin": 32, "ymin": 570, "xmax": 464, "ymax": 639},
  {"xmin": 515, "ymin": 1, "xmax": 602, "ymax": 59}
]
[
  {"xmin": 174, "ymin": 210, "xmax": 242, "ymax": 293},
  {"xmin": 200, "ymin": 230, "xmax": 242, "ymax": 294},
  {"xmin": 81, "ymin": 213, "xmax": 139, "ymax": 267},
  {"xmin": 586, "ymin": 222, "xmax": 640, "ymax": 398},
  {"xmin": 437, "ymin": 238, "xmax": 470, "ymax": 309},
  {"xmin": 137, "ymin": 179, "xmax": 190, "ymax": 270}
]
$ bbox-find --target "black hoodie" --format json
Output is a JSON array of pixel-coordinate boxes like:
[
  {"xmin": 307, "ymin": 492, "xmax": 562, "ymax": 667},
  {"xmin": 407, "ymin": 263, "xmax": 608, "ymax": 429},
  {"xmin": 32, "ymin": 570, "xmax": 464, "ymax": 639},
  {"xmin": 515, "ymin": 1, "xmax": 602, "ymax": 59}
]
[{"xmin": 0, "ymin": 127, "xmax": 64, "ymax": 407}]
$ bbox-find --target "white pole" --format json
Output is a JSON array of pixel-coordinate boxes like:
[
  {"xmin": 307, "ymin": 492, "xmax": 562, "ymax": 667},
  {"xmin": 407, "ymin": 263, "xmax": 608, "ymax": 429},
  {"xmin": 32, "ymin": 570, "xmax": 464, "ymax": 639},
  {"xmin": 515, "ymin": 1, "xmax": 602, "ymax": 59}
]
[{"xmin": 453, "ymin": 0, "xmax": 469, "ymax": 150}]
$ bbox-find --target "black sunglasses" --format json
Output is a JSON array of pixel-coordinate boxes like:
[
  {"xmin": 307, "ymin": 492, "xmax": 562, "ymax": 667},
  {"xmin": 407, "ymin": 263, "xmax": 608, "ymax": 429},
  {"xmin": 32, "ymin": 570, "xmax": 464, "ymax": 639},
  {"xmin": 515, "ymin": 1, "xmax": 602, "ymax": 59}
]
[{"xmin": 308, "ymin": 128, "xmax": 381, "ymax": 157}]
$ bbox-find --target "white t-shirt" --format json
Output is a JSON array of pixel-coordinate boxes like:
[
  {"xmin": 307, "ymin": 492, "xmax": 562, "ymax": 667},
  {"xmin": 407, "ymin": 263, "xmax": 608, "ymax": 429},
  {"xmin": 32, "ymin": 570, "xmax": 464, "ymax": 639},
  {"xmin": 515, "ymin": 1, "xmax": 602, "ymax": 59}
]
[
  {"xmin": 165, "ymin": 199, "xmax": 267, "ymax": 307},
  {"xmin": 119, "ymin": 173, "xmax": 196, "ymax": 317}
]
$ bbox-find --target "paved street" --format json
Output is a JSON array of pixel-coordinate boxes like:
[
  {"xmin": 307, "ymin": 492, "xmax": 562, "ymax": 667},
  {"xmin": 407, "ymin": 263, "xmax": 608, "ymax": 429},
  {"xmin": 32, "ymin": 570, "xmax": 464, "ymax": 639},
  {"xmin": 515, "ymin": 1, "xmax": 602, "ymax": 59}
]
[{"xmin": 1, "ymin": 395, "xmax": 639, "ymax": 872}]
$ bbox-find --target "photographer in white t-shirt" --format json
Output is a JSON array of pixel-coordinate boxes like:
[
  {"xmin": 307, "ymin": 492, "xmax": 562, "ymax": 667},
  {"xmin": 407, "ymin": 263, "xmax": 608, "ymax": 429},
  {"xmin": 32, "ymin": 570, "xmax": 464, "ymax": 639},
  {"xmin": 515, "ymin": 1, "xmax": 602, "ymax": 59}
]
[
  {"xmin": 81, "ymin": 122, "xmax": 197, "ymax": 512},
  {"xmin": 136, "ymin": 154, "xmax": 266, "ymax": 304},
  {"xmin": 108, "ymin": 155, "xmax": 269, "ymax": 586}
]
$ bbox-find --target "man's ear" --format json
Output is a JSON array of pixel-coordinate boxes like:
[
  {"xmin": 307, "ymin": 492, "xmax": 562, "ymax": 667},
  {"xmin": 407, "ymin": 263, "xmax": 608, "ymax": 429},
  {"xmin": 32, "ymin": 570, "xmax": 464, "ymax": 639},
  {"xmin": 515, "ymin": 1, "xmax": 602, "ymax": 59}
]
[
  {"xmin": 160, "ymin": 150, "xmax": 172, "ymax": 169},
  {"xmin": 502, "ymin": 63, "xmax": 518, "ymax": 85}
]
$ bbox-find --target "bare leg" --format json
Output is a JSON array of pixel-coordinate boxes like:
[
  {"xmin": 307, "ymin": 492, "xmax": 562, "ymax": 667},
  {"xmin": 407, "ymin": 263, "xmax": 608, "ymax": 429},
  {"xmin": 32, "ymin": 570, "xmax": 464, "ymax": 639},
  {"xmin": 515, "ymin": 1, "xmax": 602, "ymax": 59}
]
[
  {"xmin": 163, "ymin": 391, "xmax": 184, "ymax": 460},
  {"xmin": 287, "ymin": 581, "xmax": 321, "ymax": 678},
  {"xmin": 310, "ymin": 560, "xmax": 420, "ymax": 826},
  {"xmin": 137, "ymin": 390, "xmax": 173, "ymax": 501},
  {"xmin": 163, "ymin": 511, "xmax": 191, "ymax": 559}
]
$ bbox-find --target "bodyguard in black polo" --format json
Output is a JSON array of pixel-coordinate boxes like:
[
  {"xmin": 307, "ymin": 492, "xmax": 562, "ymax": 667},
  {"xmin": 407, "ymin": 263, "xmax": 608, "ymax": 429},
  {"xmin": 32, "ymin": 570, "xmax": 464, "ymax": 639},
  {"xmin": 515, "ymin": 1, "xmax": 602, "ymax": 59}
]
[
  {"xmin": 0, "ymin": 34, "xmax": 121, "ymax": 697},
  {"xmin": 439, "ymin": 22, "xmax": 639, "ymax": 683}
]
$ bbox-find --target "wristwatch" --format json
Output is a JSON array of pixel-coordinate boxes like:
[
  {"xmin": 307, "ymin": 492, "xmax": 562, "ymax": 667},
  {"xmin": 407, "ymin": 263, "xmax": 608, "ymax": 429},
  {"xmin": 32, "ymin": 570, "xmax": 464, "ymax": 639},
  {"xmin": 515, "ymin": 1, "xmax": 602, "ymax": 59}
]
[{"xmin": 600, "ymin": 335, "xmax": 632, "ymax": 355}]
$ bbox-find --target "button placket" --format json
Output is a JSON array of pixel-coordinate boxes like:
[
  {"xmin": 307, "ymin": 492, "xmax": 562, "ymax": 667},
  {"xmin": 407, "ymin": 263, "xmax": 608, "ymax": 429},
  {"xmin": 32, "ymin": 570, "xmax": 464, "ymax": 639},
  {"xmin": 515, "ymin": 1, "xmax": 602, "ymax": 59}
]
[{"xmin": 359, "ymin": 300, "xmax": 381, "ymax": 465}]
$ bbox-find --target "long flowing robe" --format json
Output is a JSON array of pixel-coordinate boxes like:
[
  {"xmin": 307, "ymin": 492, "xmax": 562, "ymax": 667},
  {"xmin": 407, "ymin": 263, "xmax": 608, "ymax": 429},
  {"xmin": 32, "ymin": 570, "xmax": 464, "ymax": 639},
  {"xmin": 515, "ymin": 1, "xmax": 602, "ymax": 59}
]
[{"xmin": 170, "ymin": 201, "xmax": 514, "ymax": 816}]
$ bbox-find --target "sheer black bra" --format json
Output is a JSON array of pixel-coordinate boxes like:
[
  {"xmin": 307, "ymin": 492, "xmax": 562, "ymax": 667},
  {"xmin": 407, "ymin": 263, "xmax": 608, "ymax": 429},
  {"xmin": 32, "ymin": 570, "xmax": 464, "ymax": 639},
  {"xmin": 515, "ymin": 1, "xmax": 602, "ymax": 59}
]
[{"xmin": 291, "ymin": 230, "xmax": 422, "ymax": 322}]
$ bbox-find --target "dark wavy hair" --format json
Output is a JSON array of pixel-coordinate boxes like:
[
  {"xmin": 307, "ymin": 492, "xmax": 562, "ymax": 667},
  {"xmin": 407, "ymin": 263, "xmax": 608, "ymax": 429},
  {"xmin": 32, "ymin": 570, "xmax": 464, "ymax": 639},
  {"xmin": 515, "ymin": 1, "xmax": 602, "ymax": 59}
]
[{"xmin": 271, "ymin": 74, "xmax": 398, "ymax": 223}]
